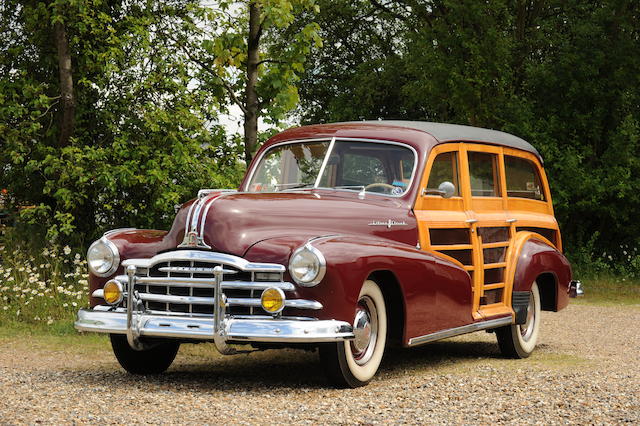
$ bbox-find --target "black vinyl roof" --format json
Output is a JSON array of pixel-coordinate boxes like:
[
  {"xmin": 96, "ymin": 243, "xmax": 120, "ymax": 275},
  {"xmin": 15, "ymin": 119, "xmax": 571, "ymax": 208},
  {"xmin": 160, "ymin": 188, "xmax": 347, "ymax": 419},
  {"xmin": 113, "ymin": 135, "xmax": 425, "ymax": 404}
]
[{"xmin": 349, "ymin": 120, "xmax": 540, "ymax": 158}]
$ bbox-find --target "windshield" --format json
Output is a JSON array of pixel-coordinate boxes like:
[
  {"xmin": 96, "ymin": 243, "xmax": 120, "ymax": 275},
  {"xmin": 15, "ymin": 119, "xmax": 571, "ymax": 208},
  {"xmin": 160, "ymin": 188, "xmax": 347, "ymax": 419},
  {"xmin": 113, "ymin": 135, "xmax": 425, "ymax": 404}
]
[{"xmin": 247, "ymin": 140, "xmax": 416, "ymax": 196}]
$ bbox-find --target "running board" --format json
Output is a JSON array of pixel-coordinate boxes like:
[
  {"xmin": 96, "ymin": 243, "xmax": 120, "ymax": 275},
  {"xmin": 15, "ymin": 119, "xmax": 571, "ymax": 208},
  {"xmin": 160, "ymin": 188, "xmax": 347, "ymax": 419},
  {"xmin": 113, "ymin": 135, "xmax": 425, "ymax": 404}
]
[{"xmin": 407, "ymin": 316, "xmax": 512, "ymax": 347}]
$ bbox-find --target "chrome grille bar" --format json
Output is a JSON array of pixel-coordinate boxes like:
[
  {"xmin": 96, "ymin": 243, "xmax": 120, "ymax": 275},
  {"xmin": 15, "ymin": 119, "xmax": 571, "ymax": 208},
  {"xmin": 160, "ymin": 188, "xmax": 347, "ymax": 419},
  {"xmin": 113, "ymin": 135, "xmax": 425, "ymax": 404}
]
[
  {"xmin": 158, "ymin": 266, "xmax": 238, "ymax": 275},
  {"xmin": 124, "ymin": 276, "xmax": 294, "ymax": 291},
  {"xmin": 137, "ymin": 293, "xmax": 322, "ymax": 310}
]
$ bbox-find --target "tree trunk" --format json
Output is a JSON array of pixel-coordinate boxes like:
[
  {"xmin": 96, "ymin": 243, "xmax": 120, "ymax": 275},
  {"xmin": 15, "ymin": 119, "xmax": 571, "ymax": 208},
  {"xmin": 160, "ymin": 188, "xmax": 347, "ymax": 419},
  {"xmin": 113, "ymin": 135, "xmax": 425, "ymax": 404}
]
[
  {"xmin": 54, "ymin": 20, "xmax": 75, "ymax": 147},
  {"xmin": 244, "ymin": 1, "xmax": 261, "ymax": 163}
]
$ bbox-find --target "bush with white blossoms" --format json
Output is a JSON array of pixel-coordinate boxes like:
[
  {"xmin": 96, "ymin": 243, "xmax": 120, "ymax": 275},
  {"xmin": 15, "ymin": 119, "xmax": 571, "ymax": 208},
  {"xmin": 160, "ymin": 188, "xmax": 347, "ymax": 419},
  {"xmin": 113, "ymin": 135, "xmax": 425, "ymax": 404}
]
[{"xmin": 0, "ymin": 243, "xmax": 89, "ymax": 324}]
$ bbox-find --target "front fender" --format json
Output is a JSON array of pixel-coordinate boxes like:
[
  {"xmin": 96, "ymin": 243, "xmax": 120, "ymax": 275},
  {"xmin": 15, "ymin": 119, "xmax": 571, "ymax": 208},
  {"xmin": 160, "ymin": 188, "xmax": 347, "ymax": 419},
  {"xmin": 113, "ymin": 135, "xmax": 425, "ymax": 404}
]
[{"xmin": 245, "ymin": 235, "xmax": 474, "ymax": 343}]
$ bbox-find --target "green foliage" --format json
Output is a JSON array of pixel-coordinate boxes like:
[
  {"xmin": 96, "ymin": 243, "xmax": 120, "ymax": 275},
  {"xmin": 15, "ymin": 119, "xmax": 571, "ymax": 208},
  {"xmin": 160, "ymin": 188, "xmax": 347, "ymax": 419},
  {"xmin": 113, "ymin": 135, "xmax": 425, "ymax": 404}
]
[
  {"xmin": 182, "ymin": 0, "xmax": 322, "ymax": 125},
  {"xmin": 296, "ymin": 0, "xmax": 640, "ymax": 267},
  {"xmin": 1, "ymin": 0, "xmax": 245, "ymax": 244}
]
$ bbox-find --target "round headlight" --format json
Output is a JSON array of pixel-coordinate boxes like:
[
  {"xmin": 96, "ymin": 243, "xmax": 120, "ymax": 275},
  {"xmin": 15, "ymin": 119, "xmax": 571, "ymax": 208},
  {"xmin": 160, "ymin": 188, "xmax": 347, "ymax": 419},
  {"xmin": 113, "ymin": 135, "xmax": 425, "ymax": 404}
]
[
  {"xmin": 87, "ymin": 238, "xmax": 120, "ymax": 277},
  {"xmin": 289, "ymin": 244, "xmax": 326, "ymax": 287}
]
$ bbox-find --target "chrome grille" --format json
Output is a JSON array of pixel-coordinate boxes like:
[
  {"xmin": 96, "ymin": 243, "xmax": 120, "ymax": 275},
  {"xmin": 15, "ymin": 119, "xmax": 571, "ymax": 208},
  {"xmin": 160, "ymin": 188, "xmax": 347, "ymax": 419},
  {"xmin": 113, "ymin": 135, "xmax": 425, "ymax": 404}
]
[
  {"xmin": 131, "ymin": 260, "xmax": 281, "ymax": 316},
  {"xmin": 116, "ymin": 250, "xmax": 322, "ymax": 318}
]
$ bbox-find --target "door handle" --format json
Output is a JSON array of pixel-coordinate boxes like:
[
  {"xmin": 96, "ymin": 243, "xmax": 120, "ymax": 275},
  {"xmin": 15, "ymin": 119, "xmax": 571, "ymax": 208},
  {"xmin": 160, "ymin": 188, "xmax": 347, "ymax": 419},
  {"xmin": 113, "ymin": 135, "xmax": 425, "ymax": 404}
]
[
  {"xmin": 465, "ymin": 219, "xmax": 478, "ymax": 224},
  {"xmin": 506, "ymin": 218, "xmax": 518, "ymax": 223}
]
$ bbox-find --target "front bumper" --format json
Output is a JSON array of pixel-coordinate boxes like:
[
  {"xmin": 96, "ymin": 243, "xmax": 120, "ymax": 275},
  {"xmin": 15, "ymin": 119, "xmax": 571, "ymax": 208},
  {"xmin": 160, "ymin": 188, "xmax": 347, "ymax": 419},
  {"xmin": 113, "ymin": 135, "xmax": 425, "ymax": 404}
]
[
  {"xmin": 75, "ymin": 308, "xmax": 354, "ymax": 344},
  {"xmin": 77, "ymin": 251, "xmax": 355, "ymax": 351}
]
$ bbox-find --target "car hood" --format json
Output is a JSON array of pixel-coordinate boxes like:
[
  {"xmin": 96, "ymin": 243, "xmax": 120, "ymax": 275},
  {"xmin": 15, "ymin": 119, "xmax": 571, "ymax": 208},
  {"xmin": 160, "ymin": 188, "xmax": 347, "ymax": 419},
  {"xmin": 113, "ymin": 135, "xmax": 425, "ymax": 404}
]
[{"xmin": 173, "ymin": 191, "xmax": 418, "ymax": 257}]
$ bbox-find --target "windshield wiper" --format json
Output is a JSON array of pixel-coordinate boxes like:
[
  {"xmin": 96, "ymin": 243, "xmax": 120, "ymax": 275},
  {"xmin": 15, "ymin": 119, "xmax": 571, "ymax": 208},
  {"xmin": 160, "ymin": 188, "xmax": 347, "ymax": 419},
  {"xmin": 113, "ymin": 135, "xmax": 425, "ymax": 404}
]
[
  {"xmin": 275, "ymin": 182, "xmax": 316, "ymax": 191},
  {"xmin": 333, "ymin": 185, "xmax": 365, "ymax": 191}
]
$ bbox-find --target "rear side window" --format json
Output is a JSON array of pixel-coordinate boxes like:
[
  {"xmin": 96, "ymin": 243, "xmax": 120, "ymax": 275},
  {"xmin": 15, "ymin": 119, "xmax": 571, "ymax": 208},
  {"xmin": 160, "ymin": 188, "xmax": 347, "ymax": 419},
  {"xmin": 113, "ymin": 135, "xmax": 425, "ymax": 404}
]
[
  {"xmin": 468, "ymin": 152, "xmax": 500, "ymax": 197},
  {"xmin": 505, "ymin": 156, "xmax": 545, "ymax": 201}
]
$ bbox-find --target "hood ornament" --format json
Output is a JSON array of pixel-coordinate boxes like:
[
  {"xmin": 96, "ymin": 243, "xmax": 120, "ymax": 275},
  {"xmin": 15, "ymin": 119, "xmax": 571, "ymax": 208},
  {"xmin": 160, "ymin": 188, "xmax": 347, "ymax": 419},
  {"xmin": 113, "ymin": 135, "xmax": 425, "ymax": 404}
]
[
  {"xmin": 179, "ymin": 230, "xmax": 212, "ymax": 249},
  {"xmin": 368, "ymin": 219, "xmax": 408, "ymax": 229}
]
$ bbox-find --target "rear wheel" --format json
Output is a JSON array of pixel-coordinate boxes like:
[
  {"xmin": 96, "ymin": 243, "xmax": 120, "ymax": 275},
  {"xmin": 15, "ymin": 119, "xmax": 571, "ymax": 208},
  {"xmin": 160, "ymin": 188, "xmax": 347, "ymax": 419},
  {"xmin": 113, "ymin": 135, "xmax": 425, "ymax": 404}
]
[
  {"xmin": 319, "ymin": 280, "xmax": 387, "ymax": 388},
  {"xmin": 110, "ymin": 334, "xmax": 180, "ymax": 374},
  {"xmin": 496, "ymin": 282, "xmax": 541, "ymax": 358}
]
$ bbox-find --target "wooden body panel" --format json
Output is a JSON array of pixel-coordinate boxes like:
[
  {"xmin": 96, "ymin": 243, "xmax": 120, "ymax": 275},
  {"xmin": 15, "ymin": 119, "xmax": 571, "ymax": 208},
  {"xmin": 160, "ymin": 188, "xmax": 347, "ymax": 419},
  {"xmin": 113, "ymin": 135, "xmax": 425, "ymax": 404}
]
[{"xmin": 414, "ymin": 142, "xmax": 570, "ymax": 322}]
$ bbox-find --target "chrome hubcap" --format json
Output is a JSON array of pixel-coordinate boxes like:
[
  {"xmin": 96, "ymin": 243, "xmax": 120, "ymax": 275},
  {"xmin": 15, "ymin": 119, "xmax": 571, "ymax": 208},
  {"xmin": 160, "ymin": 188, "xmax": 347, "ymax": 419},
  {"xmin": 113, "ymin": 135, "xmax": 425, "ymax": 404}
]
[
  {"xmin": 350, "ymin": 296, "xmax": 378, "ymax": 365},
  {"xmin": 353, "ymin": 310, "xmax": 372, "ymax": 352},
  {"xmin": 520, "ymin": 292, "xmax": 536, "ymax": 341}
]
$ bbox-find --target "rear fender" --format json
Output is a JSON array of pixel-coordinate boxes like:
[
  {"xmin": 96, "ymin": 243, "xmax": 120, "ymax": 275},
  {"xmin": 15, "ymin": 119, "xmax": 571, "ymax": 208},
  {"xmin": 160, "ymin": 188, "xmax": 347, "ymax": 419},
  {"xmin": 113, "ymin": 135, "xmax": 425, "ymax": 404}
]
[{"xmin": 505, "ymin": 232, "xmax": 572, "ymax": 312}]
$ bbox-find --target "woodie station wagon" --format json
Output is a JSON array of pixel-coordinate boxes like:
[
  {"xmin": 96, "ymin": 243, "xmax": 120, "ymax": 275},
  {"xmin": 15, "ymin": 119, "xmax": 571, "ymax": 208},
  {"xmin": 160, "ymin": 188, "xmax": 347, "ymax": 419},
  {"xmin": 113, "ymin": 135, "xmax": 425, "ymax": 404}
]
[{"xmin": 75, "ymin": 121, "xmax": 582, "ymax": 387}]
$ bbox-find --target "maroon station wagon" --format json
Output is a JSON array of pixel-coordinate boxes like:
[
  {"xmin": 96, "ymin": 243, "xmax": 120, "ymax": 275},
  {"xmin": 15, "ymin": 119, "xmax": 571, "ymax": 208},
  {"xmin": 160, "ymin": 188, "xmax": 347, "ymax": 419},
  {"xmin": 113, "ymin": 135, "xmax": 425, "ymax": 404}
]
[{"xmin": 75, "ymin": 121, "xmax": 582, "ymax": 387}]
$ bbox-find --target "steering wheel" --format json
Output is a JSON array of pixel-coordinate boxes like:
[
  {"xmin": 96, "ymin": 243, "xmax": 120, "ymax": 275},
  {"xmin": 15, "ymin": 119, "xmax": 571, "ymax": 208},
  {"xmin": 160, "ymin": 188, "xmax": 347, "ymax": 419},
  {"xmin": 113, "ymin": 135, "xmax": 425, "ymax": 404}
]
[{"xmin": 364, "ymin": 183, "xmax": 397, "ymax": 193}]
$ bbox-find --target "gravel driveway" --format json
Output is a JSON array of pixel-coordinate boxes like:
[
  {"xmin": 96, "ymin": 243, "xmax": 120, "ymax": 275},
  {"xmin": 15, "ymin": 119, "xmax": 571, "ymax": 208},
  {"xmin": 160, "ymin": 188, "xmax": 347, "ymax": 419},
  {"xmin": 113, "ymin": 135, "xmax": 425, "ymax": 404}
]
[{"xmin": 1, "ymin": 303, "xmax": 638, "ymax": 424}]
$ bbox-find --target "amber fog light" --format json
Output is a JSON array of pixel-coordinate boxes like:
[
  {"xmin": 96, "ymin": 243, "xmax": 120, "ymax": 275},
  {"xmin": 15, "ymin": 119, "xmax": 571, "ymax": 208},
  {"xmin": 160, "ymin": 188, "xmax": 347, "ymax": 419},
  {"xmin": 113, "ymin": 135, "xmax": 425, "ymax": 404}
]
[
  {"xmin": 103, "ymin": 280, "xmax": 123, "ymax": 305},
  {"xmin": 261, "ymin": 288, "xmax": 285, "ymax": 314}
]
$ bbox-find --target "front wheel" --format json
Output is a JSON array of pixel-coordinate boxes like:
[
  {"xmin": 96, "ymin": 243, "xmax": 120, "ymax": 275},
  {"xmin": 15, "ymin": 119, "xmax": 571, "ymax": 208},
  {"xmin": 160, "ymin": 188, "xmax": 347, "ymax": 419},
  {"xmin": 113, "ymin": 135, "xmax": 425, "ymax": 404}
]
[
  {"xmin": 496, "ymin": 281, "xmax": 541, "ymax": 358},
  {"xmin": 319, "ymin": 280, "xmax": 387, "ymax": 388},
  {"xmin": 110, "ymin": 334, "xmax": 180, "ymax": 374}
]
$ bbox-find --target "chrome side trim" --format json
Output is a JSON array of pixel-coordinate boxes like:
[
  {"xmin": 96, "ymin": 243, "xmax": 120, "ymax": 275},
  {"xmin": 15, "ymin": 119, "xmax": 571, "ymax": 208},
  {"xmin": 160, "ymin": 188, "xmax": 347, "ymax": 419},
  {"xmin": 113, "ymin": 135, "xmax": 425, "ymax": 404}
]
[
  {"xmin": 75, "ymin": 309, "xmax": 354, "ymax": 343},
  {"xmin": 407, "ymin": 317, "xmax": 513, "ymax": 347},
  {"xmin": 103, "ymin": 228, "xmax": 136, "ymax": 237},
  {"xmin": 122, "ymin": 250, "xmax": 286, "ymax": 272}
]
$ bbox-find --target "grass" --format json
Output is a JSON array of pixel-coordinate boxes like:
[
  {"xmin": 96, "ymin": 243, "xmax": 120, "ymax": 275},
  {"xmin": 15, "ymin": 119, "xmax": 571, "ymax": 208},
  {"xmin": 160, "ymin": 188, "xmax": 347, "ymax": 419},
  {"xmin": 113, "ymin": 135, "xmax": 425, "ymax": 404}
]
[
  {"xmin": 0, "ymin": 318, "xmax": 110, "ymax": 354},
  {"xmin": 573, "ymin": 275, "xmax": 640, "ymax": 305}
]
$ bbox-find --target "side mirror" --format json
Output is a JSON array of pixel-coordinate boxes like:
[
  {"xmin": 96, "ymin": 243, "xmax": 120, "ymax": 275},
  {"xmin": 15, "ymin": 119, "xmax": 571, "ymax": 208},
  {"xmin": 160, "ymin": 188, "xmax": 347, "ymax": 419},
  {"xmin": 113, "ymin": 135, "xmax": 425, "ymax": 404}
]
[{"xmin": 422, "ymin": 181, "xmax": 456, "ymax": 199}]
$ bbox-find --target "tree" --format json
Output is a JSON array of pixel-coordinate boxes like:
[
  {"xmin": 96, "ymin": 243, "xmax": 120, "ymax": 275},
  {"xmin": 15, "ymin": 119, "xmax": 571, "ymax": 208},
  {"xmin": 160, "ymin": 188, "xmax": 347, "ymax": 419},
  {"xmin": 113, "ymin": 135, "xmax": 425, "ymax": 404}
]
[
  {"xmin": 296, "ymin": 0, "xmax": 640, "ymax": 265},
  {"xmin": 0, "ymin": 0, "xmax": 243, "ymax": 244},
  {"xmin": 172, "ymin": 0, "xmax": 322, "ymax": 162}
]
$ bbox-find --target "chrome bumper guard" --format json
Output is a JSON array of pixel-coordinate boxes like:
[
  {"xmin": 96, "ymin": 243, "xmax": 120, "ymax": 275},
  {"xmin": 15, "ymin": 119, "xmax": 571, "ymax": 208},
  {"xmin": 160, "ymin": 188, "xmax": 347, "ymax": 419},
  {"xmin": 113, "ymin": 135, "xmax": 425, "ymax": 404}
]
[
  {"xmin": 569, "ymin": 280, "xmax": 585, "ymax": 298},
  {"xmin": 75, "ymin": 252, "xmax": 354, "ymax": 351}
]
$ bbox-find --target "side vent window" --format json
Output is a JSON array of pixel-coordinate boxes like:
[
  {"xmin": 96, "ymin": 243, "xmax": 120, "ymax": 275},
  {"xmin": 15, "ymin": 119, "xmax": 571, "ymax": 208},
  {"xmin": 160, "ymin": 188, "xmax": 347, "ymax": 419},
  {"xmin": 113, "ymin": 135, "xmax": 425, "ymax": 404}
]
[{"xmin": 426, "ymin": 151, "xmax": 460, "ymax": 196}]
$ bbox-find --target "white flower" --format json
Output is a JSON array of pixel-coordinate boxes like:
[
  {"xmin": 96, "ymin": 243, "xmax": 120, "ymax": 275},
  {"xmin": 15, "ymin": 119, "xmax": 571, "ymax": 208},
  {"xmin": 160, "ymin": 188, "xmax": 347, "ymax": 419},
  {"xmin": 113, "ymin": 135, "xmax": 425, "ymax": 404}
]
[
  {"xmin": 63, "ymin": 303, "xmax": 68, "ymax": 307},
  {"xmin": 47, "ymin": 319, "xmax": 53, "ymax": 325},
  {"xmin": 72, "ymin": 302, "xmax": 77, "ymax": 307},
  {"xmin": 63, "ymin": 246, "xmax": 71, "ymax": 255},
  {"xmin": 2, "ymin": 306, "xmax": 7, "ymax": 311}
]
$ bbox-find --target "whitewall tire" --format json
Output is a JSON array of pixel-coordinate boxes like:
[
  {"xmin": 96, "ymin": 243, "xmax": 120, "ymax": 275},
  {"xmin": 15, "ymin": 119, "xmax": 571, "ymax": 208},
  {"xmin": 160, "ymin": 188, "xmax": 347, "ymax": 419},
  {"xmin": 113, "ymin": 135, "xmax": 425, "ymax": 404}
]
[
  {"xmin": 319, "ymin": 280, "xmax": 387, "ymax": 387},
  {"xmin": 496, "ymin": 281, "xmax": 542, "ymax": 358}
]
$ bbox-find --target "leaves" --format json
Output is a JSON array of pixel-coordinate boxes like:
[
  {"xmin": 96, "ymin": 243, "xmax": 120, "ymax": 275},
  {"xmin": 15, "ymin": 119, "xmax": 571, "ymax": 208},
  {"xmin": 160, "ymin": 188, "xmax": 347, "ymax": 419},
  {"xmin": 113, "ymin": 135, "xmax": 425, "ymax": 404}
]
[{"xmin": 0, "ymin": 0, "xmax": 244, "ymax": 245}]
